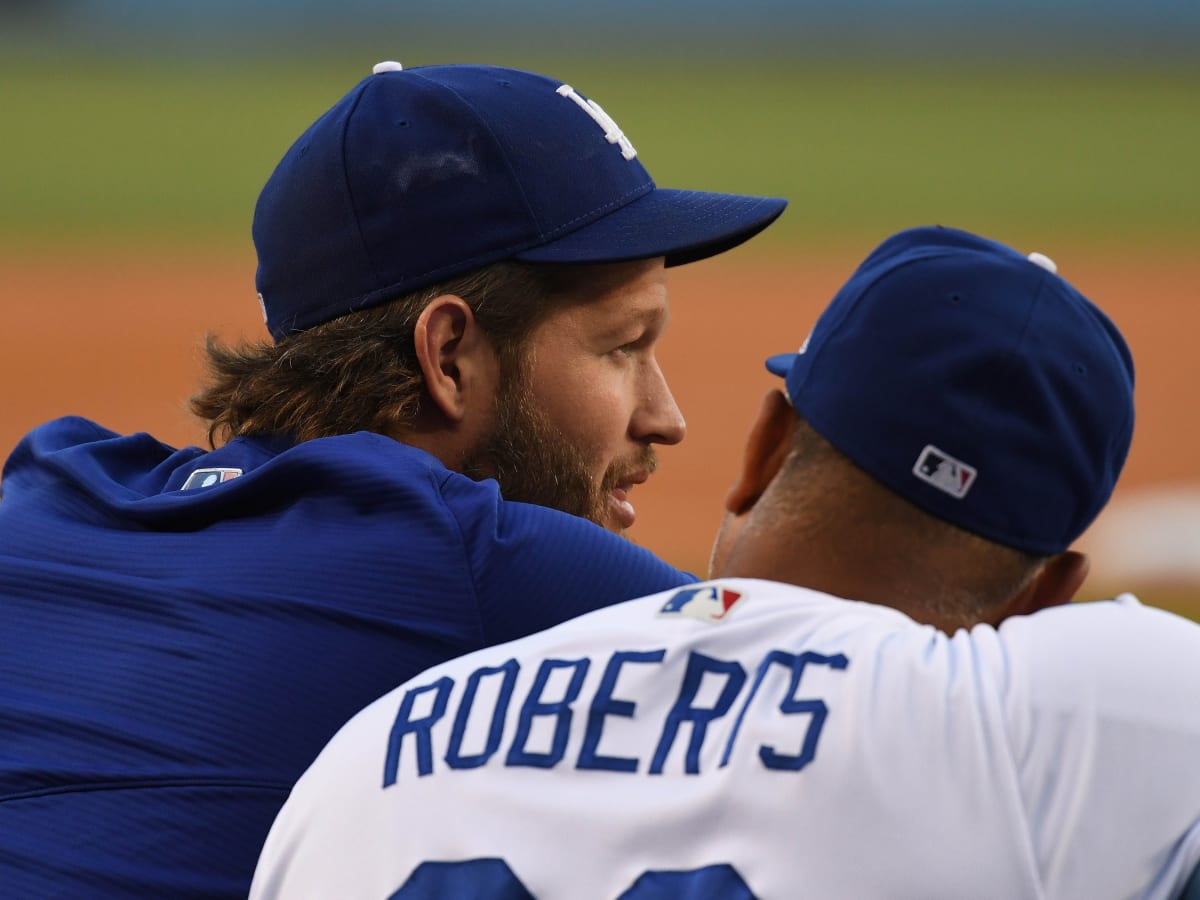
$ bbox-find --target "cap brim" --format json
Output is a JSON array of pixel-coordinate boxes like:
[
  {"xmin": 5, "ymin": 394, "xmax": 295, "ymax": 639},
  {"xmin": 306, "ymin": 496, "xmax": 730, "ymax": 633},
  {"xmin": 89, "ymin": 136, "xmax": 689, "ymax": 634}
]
[
  {"xmin": 513, "ymin": 188, "xmax": 786, "ymax": 267},
  {"xmin": 765, "ymin": 353, "xmax": 796, "ymax": 377}
]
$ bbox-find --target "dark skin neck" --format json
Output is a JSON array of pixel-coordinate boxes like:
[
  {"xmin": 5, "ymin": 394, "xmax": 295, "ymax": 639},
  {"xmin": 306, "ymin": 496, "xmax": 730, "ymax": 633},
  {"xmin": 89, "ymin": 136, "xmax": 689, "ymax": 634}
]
[
  {"xmin": 720, "ymin": 480, "xmax": 964, "ymax": 630},
  {"xmin": 722, "ymin": 474, "xmax": 1088, "ymax": 634},
  {"xmin": 713, "ymin": 390, "xmax": 1090, "ymax": 634}
]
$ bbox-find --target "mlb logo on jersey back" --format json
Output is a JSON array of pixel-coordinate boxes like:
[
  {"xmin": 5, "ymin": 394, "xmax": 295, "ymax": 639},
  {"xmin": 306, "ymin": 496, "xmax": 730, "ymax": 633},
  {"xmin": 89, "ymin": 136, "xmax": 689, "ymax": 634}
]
[
  {"xmin": 912, "ymin": 445, "xmax": 976, "ymax": 499},
  {"xmin": 659, "ymin": 585, "xmax": 744, "ymax": 623}
]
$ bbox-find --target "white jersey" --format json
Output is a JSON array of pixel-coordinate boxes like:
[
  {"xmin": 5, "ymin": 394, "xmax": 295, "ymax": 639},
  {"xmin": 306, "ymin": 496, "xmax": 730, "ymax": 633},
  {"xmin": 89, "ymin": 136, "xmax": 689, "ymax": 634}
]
[{"xmin": 251, "ymin": 580, "xmax": 1200, "ymax": 900}]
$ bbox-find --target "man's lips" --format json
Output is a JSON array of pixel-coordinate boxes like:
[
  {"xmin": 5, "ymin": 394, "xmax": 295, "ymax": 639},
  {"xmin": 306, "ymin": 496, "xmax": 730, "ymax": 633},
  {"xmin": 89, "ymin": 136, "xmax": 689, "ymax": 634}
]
[{"xmin": 608, "ymin": 471, "xmax": 650, "ymax": 531}]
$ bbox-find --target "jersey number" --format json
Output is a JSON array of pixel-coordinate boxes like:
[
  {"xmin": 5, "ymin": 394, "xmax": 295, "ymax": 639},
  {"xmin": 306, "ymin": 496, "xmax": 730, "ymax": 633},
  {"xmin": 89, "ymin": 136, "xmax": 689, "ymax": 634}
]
[{"xmin": 391, "ymin": 858, "xmax": 754, "ymax": 898}]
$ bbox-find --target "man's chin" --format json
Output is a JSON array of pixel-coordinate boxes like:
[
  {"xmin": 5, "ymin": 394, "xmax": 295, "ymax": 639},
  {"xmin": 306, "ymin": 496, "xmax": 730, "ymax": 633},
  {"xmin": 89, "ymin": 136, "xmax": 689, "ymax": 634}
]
[
  {"xmin": 460, "ymin": 377, "xmax": 649, "ymax": 536},
  {"xmin": 469, "ymin": 461, "xmax": 609, "ymax": 531},
  {"xmin": 605, "ymin": 488, "xmax": 637, "ymax": 533},
  {"xmin": 476, "ymin": 465, "xmax": 634, "ymax": 537}
]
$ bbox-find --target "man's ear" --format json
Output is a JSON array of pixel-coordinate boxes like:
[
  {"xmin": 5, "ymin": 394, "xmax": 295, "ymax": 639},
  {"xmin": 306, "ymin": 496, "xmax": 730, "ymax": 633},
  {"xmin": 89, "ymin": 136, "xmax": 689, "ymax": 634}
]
[
  {"xmin": 724, "ymin": 389, "xmax": 796, "ymax": 516},
  {"xmin": 994, "ymin": 550, "xmax": 1091, "ymax": 623},
  {"xmin": 413, "ymin": 295, "xmax": 494, "ymax": 423}
]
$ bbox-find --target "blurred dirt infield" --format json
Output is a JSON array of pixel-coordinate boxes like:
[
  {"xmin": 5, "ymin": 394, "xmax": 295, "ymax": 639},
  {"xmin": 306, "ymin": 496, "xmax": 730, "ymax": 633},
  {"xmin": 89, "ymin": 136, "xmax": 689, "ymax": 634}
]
[{"xmin": 2, "ymin": 244, "xmax": 1197, "ymax": 614}]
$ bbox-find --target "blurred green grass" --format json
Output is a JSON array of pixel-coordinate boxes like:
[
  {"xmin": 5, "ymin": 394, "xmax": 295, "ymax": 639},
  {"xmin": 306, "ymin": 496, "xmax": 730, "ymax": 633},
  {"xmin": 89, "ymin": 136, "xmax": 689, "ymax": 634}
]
[
  {"xmin": 1, "ymin": 50, "xmax": 1197, "ymax": 623},
  {"xmin": 1, "ymin": 54, "xmax": 1197, "ymax": 248}
]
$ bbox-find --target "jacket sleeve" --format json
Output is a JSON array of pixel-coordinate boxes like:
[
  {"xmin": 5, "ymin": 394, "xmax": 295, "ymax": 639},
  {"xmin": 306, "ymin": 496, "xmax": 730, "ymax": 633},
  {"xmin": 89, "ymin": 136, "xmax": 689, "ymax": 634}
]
[{"xmin": 437, "ymin": 472, "xmax": 697, "ymax": 646}]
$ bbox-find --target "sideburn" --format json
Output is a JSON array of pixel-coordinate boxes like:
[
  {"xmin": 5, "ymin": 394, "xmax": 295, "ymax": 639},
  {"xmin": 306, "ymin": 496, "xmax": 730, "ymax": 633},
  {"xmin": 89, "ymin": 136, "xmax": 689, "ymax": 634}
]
[{"xmin": 460, "ymin": 356, "xmax": 607, "ymax": 526}]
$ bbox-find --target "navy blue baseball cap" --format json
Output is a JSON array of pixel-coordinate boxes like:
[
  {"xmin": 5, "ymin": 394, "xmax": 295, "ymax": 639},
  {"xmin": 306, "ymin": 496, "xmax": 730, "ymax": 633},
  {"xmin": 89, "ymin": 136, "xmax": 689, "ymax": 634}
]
[
  {"xmin": 253, "ymin": 61, "xmax": 788, "ymax": 341},
  {"xmin": 766, "ymin": 225, "xmax": 1135, "ymax": 555}
]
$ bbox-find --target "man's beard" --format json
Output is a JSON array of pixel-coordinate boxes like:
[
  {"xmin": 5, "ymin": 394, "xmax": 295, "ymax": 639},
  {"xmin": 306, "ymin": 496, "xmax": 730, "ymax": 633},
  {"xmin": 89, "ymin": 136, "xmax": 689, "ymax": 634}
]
[{"xmin": 461, "ymin": 362, "xmax": 656, "ymax": 531}]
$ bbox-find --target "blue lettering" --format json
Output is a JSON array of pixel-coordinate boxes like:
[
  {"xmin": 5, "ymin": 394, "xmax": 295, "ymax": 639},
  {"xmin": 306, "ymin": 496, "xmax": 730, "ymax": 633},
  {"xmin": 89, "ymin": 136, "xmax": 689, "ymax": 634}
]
[
  {"xmin": 720, "ymin": 650, "xmax": 849, "ymax": 770},
  {"xmin": 391, "ymin": 858, "xmax": 533, "ymax": 898},
  {"xmin": 391, "ymin": 859, "xmax": 750, "ymax": 898},
  {"xmin": 650, "ymin": 652, "xmax": 746, "ymax": 775},
  {"xmin": 577, "ymin": 649, "xmax": 667, "ymax": 772},
  {"xmin": 505, "ymin": 658, "xmax": 590, "ymax": 768},
  {"xmin": 384, "ymin": 676, "xmax": 454, "ymax": 784},
  {"xmin": 445, "ymin": 659, "xmax": 520, "ymax": 770},
  {"xmin": 618, "ymin": 864, "xmax": 754, "ymax": 898}
]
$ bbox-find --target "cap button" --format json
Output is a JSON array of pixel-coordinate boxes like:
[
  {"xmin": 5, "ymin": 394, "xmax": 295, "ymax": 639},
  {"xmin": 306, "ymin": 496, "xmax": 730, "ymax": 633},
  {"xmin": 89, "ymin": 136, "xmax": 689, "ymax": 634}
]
[
  {"xmin": 372, "ymin": 61, "xmax": 404, "ymax": 74},
  {"xmin": 1027, "ymin": 251, "xmax": 1058, "ymax": 274}
]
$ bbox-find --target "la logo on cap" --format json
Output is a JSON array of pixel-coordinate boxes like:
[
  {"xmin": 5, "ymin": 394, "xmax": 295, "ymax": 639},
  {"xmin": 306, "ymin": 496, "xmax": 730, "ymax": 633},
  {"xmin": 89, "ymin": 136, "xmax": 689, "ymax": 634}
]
[{"xmin": 556, "ymin": 84, "xmax": 637, "ymax": 160}]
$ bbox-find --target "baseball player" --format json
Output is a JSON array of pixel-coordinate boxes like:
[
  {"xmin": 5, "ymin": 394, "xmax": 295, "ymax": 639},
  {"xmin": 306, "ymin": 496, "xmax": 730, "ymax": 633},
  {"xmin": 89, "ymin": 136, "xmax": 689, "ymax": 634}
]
[
  {"xmin": 0, "ymin": 63, "xmax": 785, "ymax": 896},
  {"xmin": 251, "ymin": 227, "xmax": 1200, "ymax": 900}
]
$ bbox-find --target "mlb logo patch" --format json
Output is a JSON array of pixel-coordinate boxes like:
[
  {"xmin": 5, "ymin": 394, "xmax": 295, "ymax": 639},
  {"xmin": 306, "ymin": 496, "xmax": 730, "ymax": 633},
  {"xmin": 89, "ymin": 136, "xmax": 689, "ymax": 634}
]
[
  {"xmin": 659, "ymin": 585, "xmax": 744, "ymax": 624},
  {"xmin": 912, "ymin": 445, "xmax": 976, "ymax": 499},
  {"xmin": 181, "ymin": 467, "xmax": 244, "ymax": 490}
]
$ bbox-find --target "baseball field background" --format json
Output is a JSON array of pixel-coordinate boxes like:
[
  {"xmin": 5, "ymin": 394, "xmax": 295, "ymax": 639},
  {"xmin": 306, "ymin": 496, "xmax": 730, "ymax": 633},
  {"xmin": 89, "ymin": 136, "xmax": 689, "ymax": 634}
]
[{"xmin": 2, "ymin": 2, "xmax": 1198, "ymax": 619}]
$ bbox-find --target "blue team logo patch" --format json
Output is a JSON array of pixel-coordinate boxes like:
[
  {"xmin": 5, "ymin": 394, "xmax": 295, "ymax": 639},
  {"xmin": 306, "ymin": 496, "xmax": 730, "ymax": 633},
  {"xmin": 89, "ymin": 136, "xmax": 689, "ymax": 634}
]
[
  {"xmin": 181, "ymin": 467, "xmax": 244, "ymax": 490},
  {"xmin": 659, "ymin": 585, "xmax": 744, "ymax": 623}
]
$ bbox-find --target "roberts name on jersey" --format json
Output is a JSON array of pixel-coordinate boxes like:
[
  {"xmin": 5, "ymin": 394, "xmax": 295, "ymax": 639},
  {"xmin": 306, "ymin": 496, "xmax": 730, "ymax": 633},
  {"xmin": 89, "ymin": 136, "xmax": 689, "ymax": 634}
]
[{"xmin": 385, "ymin": 625, "xmax": 850, "ymax": 782}]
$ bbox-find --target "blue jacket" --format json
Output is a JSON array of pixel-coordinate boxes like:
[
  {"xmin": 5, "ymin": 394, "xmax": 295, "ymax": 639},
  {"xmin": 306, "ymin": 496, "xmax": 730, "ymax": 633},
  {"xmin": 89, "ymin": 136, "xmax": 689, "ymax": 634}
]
[{"xmin": 0, "ymin": 416, "xmax": 694, "ymax": 897}]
